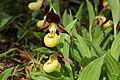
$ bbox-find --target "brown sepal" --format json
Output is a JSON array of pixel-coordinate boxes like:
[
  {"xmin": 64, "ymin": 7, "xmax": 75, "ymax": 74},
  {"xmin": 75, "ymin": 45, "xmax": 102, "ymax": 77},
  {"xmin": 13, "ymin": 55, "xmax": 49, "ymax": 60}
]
[
  {"xmin": 64, "ymin": 57, "xmax": 74, "ymax": 66},
  {"xmin": 99, "ymin": 4, "xmax": 109, "ymax": 14},
  {"xmin": 117, "ymin": 22, "xmax": 120, "ymax": 30},
  {"xmin": 46, "ymin": 9, "xmax": 60, "ymax": 24}
]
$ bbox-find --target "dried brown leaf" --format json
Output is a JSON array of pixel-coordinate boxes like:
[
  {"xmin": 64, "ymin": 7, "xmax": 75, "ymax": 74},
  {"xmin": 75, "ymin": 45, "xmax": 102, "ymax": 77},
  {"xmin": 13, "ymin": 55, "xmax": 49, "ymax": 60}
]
[{"xmin": 19, "ymin": 50, "xmax": 31, "ymax": 62}]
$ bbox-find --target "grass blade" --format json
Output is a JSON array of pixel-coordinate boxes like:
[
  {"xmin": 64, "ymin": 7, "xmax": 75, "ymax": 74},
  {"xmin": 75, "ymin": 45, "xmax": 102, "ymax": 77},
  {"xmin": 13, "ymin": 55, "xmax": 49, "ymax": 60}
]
[
  {"xmin": 0, "ymin": 48, "xmax": 17, "ymax": 58},
  {"xmin": 0, "ymin": 67, "xmax": 14, "ymax": 80}
]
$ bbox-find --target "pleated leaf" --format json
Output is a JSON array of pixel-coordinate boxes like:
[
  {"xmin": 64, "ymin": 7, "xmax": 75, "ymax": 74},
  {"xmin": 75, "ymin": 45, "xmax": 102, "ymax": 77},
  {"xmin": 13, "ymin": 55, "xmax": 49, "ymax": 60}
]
[
  {"xmin": 105, "ymin": 54, "xmax": 120, "ymax": 80},
  {"xmin": 90, "ymin": 42, "xmax": 105, "ymax": 56},
  {"xmin": 117, "ymin": 72, "xmax": 120, "ymax": 80},
  {"xmin": 74, "ymin": 34, "xmax": 92, "ymax": 58},
  {"xmin": 78, "ymin": 55, "xmax": 105, "ymax": 80},
  {"xmin": 93, "ymin": 27, "xmax": 112, "ymax": 46},
  {"xmin": 111, "ymin": 32, "xmax": 120, "ymax": 60}
]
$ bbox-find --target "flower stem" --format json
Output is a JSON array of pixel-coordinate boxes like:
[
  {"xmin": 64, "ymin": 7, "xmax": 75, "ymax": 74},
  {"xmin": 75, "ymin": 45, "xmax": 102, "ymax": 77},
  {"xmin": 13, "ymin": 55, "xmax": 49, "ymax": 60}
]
[
  {"xmin": 89, "ymin": 26, "xmax": 92, "ymax": 41},
  {"xmin": 114, "ymin": 24, "xmax": 117, "ymax": 39}
]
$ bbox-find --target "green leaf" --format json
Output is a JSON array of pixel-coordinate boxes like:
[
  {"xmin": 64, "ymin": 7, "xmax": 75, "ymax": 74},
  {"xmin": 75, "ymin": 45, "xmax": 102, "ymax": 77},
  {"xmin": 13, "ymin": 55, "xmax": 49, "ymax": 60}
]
[
  {"xmin": 108, "ymin": 0, "xmax": 120, "ymax": 38},
  {"xmin": 47, "ymin": 0, "xmax": 60, "ymax": 16},
  {"xmin": 93, "ymin": 27, "xmax": 112, "ymax": 46},
  {"xmin": 111, "ymin": 32, "xmax": 120, "ymax": 60},
  {"xmin": 108, "ymin": 0, "xmax": 120, "ymax": 28},
  {"xmin": 59, "ymin": 17, "xmax": 76, "ymax": 44},
  {"xmin": 78, "ymin": 55, "xmax": 105, "ymax": 80},
  {"xmin": 70, "ymin": 48, "xmax": 81, "ymax": 63},
  {"xmin": 12, "ymin": 65, "xmax": 19, "ymax": 76},
  {"xmin": 0, "ymin": 12, "xmax": 10, "ymax": 21},
  {"xmin": 53, "ymin": 0, "xmax": 60, "ymax": 16},
  {"xmin": 17, "ymin": 29, "xmax": 30, "ymax": 41},
  {"xmin": 31, "ymin": 71, "xmax": 72, "ymax": 80},
  {"xmin": 61, "ymin": 19, "xmax": 76, "ymax": 79},
  {"xmin": 0, "ymin": 67, "xmax": 14, "ymax": 80},
  {"xmin": 86, "ymin": 0, "xmax": 95, "ymax": 27},
  {"xmin": 9, "ymin": 14, "xmax": 23, "ymax": 24},
  {"xmin": 32, "ymin": 32, "xmax": 44, "ymax": 39},
  {"xmin": 75, "ymin": 2, "xmax": 84, "ymax": 21},
  {"xmin": 62, "ymin": 10, "xmax": 73, "ymax": 26},
  {"xmin": 81, "ymin": 27, "xmax": 90, "ymax": 40},
  {"xmin": 0, "ymin": 48, "xmax": 17, "ymax": 58},
  {"xmin": 74, "ymin": 34, "xmax": 92, "ymax": 58},
  {"xmin": 105, "ymin": 54, "xmax": 120, "ymax": 80},
  {"xmin": 69, "ymin": 10, "xmax": 78, "ymax": 36},
  {"xmin": 62, "ymin": 18, "xmax": 75, "ymax": 56},
  {"xmin": 117, "ymin": 72, "xmax": 120, "ymax": 80},
  {"xmin": 79, "ymin": 57, "xmax": 97, "ymax": 68},
  {"xmin": 63, "ymin": 35, "xmax": 70, "ymax": 57},
  {"xmin": 69, "ymin": 10, "xmax": 73, "ymax": 21},
  {"xmin": 69, "ymin": 0, "xmax": 81, "ymax": 4},
  {"xmin": 0, "ymin": 14, "xmax": 22, "ymax": 30},
  {"xmin": 94, "ymin": 0, "xmax": 99, "ymax": 15},
  {"xmin": 0, "ymin": 16, "xmax": 12, "ymax": 31},
  {"xmin": 34, "ymin": 47, "xmax": 52, "ymax": 54},
  {"xmin": 62, "ymin": 35, "xmax": 73, "ymax": 79},
  {"xmin": 102, "ymin": 35, "xmax": 113, "ymax": 49},
  {"xmin": 86, "ymin": 0, "xmax": 95, "ymax": 41},
  {"xmin": 65, "ymin": 19, "xmax": 77, "ymax": 34},
  {"xmin": 90, "ymin": 42, "xmax": 106, "ymax": 56}
]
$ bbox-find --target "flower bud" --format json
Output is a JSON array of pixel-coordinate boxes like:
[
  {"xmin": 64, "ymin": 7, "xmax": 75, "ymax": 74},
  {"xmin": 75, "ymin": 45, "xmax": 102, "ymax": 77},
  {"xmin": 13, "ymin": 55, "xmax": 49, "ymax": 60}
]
[
  {"xmin": 28, "ymin": 1, "xmax": 42, "ymax": 10},
  {"xmin": 103, "ymin": 0, "xmax": 110, "ymax": 9},
  {"xmin": 37, "ymin": 20, "xmax": 49, "ymax": 28}
]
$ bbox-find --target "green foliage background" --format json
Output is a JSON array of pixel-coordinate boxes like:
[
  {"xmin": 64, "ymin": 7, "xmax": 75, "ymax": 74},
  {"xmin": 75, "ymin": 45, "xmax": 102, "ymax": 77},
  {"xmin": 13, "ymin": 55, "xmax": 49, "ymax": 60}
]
[{"xmin": 0, "ymin": 0, "xmax": 120, "ymax": 80}]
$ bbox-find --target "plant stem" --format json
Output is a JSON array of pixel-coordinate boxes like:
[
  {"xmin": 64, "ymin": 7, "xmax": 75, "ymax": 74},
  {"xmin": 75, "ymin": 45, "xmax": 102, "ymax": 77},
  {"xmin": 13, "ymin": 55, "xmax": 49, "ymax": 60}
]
[
  {"xmin": 114, "ymin": 24, "xmax": 117, "ymax": 39},
  {"xmin": 94, "ymin": 0, "xmax": 99, "ymax": 16},
  {"xmin": 89, "ymin": 26, "xmax": 92, "ymax": 41}
]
